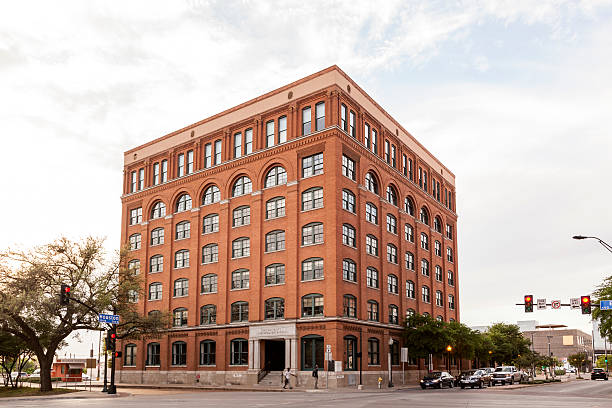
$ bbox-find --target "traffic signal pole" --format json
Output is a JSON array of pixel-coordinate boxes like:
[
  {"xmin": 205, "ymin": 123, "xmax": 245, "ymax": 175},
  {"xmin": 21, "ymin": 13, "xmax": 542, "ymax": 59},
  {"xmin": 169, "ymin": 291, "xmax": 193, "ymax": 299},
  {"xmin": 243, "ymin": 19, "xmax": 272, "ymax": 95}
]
[{"xmin": 102, "ymin": 344, "xmax": 108, "ymax": 393}]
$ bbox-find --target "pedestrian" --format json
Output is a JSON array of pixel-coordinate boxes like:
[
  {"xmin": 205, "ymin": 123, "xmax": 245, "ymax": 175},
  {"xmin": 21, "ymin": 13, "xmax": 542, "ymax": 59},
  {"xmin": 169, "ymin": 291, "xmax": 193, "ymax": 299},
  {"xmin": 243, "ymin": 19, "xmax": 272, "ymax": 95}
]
[
  {"xmin": 312, "ymin": 364, "xmax": 319, "ymax": 389},
  {"xmin": 283, "ymin": 367, "xmax": 294, "ymax": 389}
]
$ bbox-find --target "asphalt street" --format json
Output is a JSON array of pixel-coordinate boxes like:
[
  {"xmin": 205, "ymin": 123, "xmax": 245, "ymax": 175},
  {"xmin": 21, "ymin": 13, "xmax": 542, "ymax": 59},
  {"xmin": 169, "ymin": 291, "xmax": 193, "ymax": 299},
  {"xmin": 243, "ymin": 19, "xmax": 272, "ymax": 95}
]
[{"xmin": 3, "ymin": 380, "xmax": 612, "ymax": 408}]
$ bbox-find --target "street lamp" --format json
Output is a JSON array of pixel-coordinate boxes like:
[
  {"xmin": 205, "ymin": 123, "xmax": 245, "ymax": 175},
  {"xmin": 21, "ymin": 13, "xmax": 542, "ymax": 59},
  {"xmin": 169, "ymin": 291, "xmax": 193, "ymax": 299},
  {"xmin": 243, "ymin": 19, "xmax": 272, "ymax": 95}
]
[
  {"xmin": 388, "ymin": 338, "xmax": 394, "ymax": 387},
  {"xmin": 446, "ymin": 345, "xmax": 452, "ymax": 373},
  {"xmin": 572, "ymin": 235, "xmax": 612, "ymax": 254}
]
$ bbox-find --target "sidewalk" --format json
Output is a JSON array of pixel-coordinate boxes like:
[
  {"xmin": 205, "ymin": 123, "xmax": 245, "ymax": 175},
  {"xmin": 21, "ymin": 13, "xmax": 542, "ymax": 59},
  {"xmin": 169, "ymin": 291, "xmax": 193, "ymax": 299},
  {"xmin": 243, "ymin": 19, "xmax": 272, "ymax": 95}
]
[{"xmin": 0, "ymin": 390, "xmax": 127, "ymax": 403}]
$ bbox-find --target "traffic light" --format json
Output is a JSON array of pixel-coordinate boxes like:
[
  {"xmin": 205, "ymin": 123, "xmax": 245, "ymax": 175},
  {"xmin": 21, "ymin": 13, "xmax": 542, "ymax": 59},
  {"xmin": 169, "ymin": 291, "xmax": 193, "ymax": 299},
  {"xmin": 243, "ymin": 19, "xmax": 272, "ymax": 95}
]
[
  {"xmin": 60, "ymin": 284, "xmax": 71, "ymax": 305},
  {"xmin": 524, "ymin": 295, "xmax": 533, "ymax": 313},
  {"xmin": 114, "ymin": 351, "xmax": 122, "ymax": 358},
  {"xmin": 107, "ymin": 329, "xmax": 117, "ymax": 351},
  {"xmin": 581, "ymin": 296, "xmax": 591, "ymax": 314}
]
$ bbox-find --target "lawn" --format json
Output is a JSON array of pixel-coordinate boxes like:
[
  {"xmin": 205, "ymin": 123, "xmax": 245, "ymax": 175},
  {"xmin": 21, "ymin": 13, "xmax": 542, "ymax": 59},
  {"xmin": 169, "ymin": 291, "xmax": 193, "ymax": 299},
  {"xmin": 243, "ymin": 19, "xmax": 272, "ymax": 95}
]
[{"xmin": 0, "ymin": 386, "xmax": 79, "ymax": 398}]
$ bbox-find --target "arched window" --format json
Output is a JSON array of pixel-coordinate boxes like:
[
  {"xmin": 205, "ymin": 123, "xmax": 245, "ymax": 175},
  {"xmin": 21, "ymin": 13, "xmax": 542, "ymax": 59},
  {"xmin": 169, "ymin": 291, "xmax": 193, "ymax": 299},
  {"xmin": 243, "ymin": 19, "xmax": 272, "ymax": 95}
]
[
  {"xmin": 232, "ymin": 206, "xmax": 250, "ymax": 227},
  {"xmin": 404, "ymin": 196, "xmax": 415, "ymax": 216},
  {"xmin": 124, "ymin": 344, "xmax": 137, "ymax": 366},
  {"xmin": 264, "ymin": 297, "xmax": 285, "ymax": 320},
  {"xmin": 365, "ymin": 172, "xmax": 378, "ymax": 194},
  {"xmin": 231, "ymin": 301, "xmax": 249, "ymax": 322},
  {"xmin": 365, "ymin": 202, "xmax": 378, "ymax": 224},
  {"xmin": 173, "ymin": 307, "xmax": 188, "ymax": 327},
  {"xmin": 232, "ymin": 176, "xmax": 252, "ymax": 197},
  {"xmin": 200, "ymin": 340, "xmax": 216, "ymax": 365},
  {"xmin": 447, "ymin": 247, "xmax": 454, "ymax": 263},
  {"xmin": 151, "ymin": 227, "xmax": 164, "ymax": 246},
  {"xmin": 151, "ymin": 202, "xmax": 166, "ymax": 219},
  {"xmin": 435, "ymin": 265, "xmax": 443, "ymax": 281},
  {"xmin": 342, "ymin": 259, "xmax": 356, "ymax": 282},
  {"xmin": 386, "ymin": 214, "xmax": 397, "ymax": 234},
  {"xmin": 387, "ymin": 274, "xmax": 398, "ymax": 294},
  {"xmin": 172, "ymin": 341, "xmax": 187, "ymax": 365},
  {"xmin": 302, "ymin": 187, "xmax": 323, "ymax": 211},
  {"xmin": 203, "ymin": 213, "xmax": 219, "ymax": 234},
  {"xmin": 146, "ymin": 343, "xmax": 160, "ymax": 366},
  {"xmin": 406, "ymin": 280, "xmax": 415, "ymax": 298},
  {"xmin": 343, "ymin": 295, "xmax": 357, "ymax": 318},
  {"xmin": 150, "ymin": 254, "xmax": 163, "ymax": 273},
  {"xmin": 230, "ymin": 339, "xmax": 248, "ymax": 365},
  {"xmin": 231, "ymin": 237, "xmax": 250, "ymax": 258},
  {"xmin": 388, "ymin": 304, "xmax": 399, "ymax": 324},
  {"xmin": 265, "ymin": 166, "xmax": 287, "ymax": 188},
  {"xmin": 419, "ymin": 206, "xmax": 430, "ymax": 225},
  {"xmin": 200, "ymin": 304, "xmax": 216, "ymax": 325},
  {"xmin": 421, "ymin": 259, "xmax": 430, "ymax": 276},
  {"xmin": 405, "ymin": 251, "xmax": 414, "ymax": 270},
  {"xmin": 127, "ymin": 259, "xmax": 140, "ymax": 275},
  {"xmin": 128, "ymin": 233, "xmax": 141, "ymax": 251},
  {"xmin": 405, "ymin": 223, "xmax": 414, "ymax": 242},
  {"xmin": 174, "ymin": 249, "xmax": 189, "ymax": 268},
  {"xmin": 367, "ymin": 300, "xmax": 379, "ymax": 321},
  {"xmin": 387, "ymin": 244, "xmax": 398, "ymax": 264},
  {"xmin": 436, "ymin": 290, "xmax": 443, "ymax": 306},
  {"xmin": 448, "ymin": 271, "xmax": 455, "ymax": 286},
  {"xmin": 343, "ymin": 335, "xmax": 357, "ymax": 370},
  {"xmin": 368, "ymin": 338, "xmax": 380, "ymax": 365},
  {"xmin": 266, "ymin": 196, "xmax": 286, "ymax": 219},
  {"xmin": 341, "ymin": 189, "xmax": 355, "ymax": 213},
  {"xmin": 202, "ymin": 185, "xmax": 221, "ymax": 205},
  {"xmin": 265, "ymin": 230, "xmax": 285, "ymax": 252},
  {"xmin": 302, "ymin": 258, "xmax": 324, "ymax": 280},
  {"xmin": 148, "ymin": 310, "xmax": 161, "ymax": 318},
  {"xmin": 148, "ymin": 282, "xmax": 162, "ymax": 300},
  {"xmin": 173, "ymin": 278, "xmax": 188, "ymax": 297},
  {"xmin": 342, "ymin": 224, "xmax": 356, "ymax": 247},
  {"xmin": 302, "ymin": 294, "xmax": 324, "ymax": 317},
  {"xmin": 366, "ymin": 267, "xmax": 379, "ymax": 288},
  {"xmin": 448, "ymin": 295, "xmax": 455, "ymax": 310},
  {"xmin": 406, "ymin": 308, "xmax": 416, "ymax": 319},
  {"xmin": 422, "ymin": 285, "xmax": 431, "ymax": 303},
  {"xmin": 386, "ymin": 185, "xmax": 398, "ymax": 206},
  {"xmin": 231, "ymin": 269, "xmax": 249, "ymax": 289},
  {"xmin": 201, "ymin": 274, "xmax": 217, "ymax": 293},
  {"xmin": 434, "ymin": 240, "xmax": 441, "ymax": 256},
  {"xmin": 202, "ymin": 244, "xmax": 218, "ymax": 264},
  {"xmin": 365, "ymin": 235, "xmax": 378, "ymax": 256},
  {"xmin": 434, "ymin": 216, "xmax": 442, "ymax": 233},
  {"xmin": 437, "ymin": 315, "xmax": 444, "ymax": 322},
  {"xmin": 423, "ymin": 312, "xmax": 430, "ymax": 317},
  {"xmin": 176, "ymin": 221, "xmax": 190, "ymax": 240},
  {"xmin": 302, "ymin": 222, "xmax": 323, "ymax": 245},
  {"xmin": 420, "ymin": 232, "xmax": 429, "ymax": 250},
  {"xmin": 176, "ymin": 193, "xmax": 192, "ymax": 212},
  {"xmin": 265, "ymin": 263, "xmax": 285, "ymax": 285}
]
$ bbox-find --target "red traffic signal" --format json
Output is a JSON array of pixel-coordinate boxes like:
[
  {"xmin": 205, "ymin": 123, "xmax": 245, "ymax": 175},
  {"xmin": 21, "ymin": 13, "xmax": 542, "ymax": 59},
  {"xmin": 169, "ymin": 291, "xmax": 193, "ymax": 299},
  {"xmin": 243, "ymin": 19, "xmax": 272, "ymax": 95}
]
[
  {"xmin": 114, "ymin": 351, "xmax": 122, "ymax": 358},
  {"xmin": 524, "ymin": 295, "xmax": 534, "ymax": 313},
  {"xmin": 581, "ymin": 296, "xmax": 591, "ymax": 314},
  {"xmin": 60, "ymin": 284, "xmax": 71, "ymax": 305}
]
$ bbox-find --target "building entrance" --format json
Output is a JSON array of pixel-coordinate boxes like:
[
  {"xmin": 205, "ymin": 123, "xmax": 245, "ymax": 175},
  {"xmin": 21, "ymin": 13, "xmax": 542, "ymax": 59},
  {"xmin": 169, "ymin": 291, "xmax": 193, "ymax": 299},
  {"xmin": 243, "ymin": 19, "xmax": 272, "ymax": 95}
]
[{"xmin": 264, "ymin": 340, "xmax": 285, "ymax": 371}]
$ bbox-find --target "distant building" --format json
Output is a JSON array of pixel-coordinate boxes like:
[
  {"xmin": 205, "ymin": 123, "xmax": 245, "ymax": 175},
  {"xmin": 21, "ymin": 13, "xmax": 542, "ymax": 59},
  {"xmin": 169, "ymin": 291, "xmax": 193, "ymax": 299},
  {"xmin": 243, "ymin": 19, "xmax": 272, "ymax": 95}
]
[
  {"xmin": 516, "ymin": 320, "xmax": 538, "ymax": 332},
  {"xmin": 522, "ymin": 326, "xmax": 592, "ymax": 366},
  {"xmin": 51, "ymin": 358, "xmax": 87, "ymax": 382}
]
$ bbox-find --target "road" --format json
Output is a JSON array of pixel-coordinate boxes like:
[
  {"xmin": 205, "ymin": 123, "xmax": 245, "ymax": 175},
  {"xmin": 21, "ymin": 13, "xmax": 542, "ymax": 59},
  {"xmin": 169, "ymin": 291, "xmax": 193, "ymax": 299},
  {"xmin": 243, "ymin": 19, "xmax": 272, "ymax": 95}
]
[{"xmin": 4, "ymin": 380, "xmax": 612, "ymax": 408}]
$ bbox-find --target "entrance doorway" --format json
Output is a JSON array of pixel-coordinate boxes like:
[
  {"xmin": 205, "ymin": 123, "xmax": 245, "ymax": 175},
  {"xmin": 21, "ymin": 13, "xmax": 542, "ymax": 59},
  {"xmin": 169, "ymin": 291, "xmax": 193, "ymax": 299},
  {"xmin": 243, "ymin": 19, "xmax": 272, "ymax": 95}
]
[{"xmin": 264, "ymin": 340, "xmax": 285, "ymax": 371}]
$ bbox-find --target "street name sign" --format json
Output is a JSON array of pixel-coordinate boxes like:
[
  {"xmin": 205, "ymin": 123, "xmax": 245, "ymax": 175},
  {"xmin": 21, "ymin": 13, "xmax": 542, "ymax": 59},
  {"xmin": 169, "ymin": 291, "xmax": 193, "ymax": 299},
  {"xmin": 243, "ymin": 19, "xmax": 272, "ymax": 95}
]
[
  {"xmin": 98, "ymin": 313, "xmax": 120, "ymax": 324},
  {"xmin": 537, "ymin": 299, "xmax": 546, "ymax": 310},
  {"xmin": 570, "ymin": 298, "xmax": 580, "ymax": 309},
  {"xmin": 600, "ymin": 300, "xmax": 612, "ymax": 311},
  {"xmin": 551, "ymin": 300, "xmax": 561, "ymax": 309}
]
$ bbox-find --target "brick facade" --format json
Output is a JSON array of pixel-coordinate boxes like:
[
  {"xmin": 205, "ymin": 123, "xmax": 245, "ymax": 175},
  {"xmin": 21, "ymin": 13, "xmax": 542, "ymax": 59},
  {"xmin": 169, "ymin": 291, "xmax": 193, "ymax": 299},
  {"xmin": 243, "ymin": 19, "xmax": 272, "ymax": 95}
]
[{"xmin": 117, "ymin": 66, "xmax": 458, "ymax": 387}]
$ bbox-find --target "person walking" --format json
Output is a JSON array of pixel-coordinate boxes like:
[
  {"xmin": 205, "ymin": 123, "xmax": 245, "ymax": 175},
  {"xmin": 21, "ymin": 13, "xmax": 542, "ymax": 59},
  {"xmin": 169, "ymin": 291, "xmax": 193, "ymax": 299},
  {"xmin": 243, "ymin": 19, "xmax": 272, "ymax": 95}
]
[
  {"xmin": 283, "ymin": 367, "xmax": 293, "ymax": 389},
  {"xmin": 312, "ymin": 364, "xmax": 319, "ymax": 389}
]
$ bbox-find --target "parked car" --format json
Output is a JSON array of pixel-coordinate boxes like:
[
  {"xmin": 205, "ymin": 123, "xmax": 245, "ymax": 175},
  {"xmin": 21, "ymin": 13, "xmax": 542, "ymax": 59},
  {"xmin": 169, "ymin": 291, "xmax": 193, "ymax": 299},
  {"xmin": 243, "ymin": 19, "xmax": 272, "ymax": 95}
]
[
  {"xmin": 567, "ymin": 367, "xmax": 576, "ymax": 374},
  {"xmin": 29, "ymin": 369, "xmax": 40, "ymax": 379},
  {"xmin": 591, "ymin": 368, "xmax": 609, "ymax": 380},
  {"xmin": 82, "ymin": 373, "xmax": 90, "ymax": 381},
  {"xmin": 459, "ymin": 369, "xmax": 491, "ymax": 389},
  {"xmin": 491, "ymin": 366, "xmax": 521, "ymax": 385},
  {"xmin": 517, "ymin": 369, "xmax": 529, "ymax": 381},
  {"xmin": 10, "ymin": 372, "xmax": 29, "ymax": 380},
  {"xmin": 455, "ymin": 370, "xmax": 476, "ymax": 386},
  {"xmin": 420, "ymin": 371, "xmax": 455, "ymax": 389}
]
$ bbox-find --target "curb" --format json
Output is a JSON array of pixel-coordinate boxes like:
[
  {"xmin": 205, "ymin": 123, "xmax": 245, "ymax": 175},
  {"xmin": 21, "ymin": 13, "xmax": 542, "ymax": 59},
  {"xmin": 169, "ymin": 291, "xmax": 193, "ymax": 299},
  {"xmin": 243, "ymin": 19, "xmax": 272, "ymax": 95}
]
[{"xmin": 0, "ymin": 390, "xmax": 129, "ymax": 402}]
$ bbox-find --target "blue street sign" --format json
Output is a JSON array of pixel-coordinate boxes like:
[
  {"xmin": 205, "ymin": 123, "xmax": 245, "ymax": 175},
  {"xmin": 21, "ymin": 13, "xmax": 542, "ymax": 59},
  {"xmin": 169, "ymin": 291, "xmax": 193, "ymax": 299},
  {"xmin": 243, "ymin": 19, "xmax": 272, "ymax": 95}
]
[
  {"xmin": 600, "ymin": 300, "xmax": 612, "ymax": 311},
  {"xmin": 98, "ymin": 313, "xmax": 120, "ymax": 324}
]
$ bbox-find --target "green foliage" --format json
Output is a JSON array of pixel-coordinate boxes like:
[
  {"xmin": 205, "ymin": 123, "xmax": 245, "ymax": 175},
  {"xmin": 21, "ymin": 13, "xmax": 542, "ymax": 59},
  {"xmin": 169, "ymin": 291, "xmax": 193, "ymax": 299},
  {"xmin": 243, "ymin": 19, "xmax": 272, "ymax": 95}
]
[
  {"xmin": 515, "ymin": 350, "xmax": 542, "ymax": 370},
  {"xmin": 403, "ymin": 314, "xmax": 450, "ymax": 358},
  {"xmin": 595, "ymin": 355, "xmax": 610, "ymax": 368},
  {"xmin": 593, "ymin": 276, "xmax": 612, "ymax": 339},
  {"xmin": 487, "ymin": 323, "xmax": 531, "ymax": 365}
]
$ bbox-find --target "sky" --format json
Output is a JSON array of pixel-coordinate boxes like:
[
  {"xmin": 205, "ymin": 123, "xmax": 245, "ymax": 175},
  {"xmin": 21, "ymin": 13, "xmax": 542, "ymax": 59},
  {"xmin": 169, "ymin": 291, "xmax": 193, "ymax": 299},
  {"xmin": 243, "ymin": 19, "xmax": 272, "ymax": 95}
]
[{"xmin": 2, "ymin": 0, "xmax": 612, "ymax": 358}]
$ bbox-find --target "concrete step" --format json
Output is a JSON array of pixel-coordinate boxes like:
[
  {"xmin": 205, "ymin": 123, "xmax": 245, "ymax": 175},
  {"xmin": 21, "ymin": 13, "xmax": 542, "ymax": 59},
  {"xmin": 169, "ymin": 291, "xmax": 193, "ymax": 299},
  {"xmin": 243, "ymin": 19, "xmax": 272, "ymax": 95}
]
[{"xmin": 257, "ymin": 371, "xmax": 284, "ymax": 386}]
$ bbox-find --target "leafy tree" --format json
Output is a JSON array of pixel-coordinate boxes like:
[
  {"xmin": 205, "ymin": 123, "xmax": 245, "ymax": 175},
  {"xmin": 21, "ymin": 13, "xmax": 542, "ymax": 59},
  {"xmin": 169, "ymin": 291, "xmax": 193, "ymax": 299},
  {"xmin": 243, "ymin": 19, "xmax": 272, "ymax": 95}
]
[
  {"xmin": 0, "ymin": 331, "xmax": 34, "ymax": 387},
  {"xmin": 592, "ymin": 276, "xmax": 612, "ymax": 339},
  {"xmin": 568, "ymin": 352, "xmax": 589, "ymax": 376},
  {"xmin": 515, "ymin": 350, "xmax": 542, "ymax": 378},
  {"xmin": 402, "ymin": 314, "xmax": 450, "ymax": 362},
  {"xmin": 487, "ymin": 323, "xmax": 531, "ymax": 365},
  {"xmin": 594, "ymin": 355, "xmax": 610, "ymax": 369},
  {"xmin": 0, "ymin": 237, "xmax": 169, "ymax": 392},
  {"xmin": 473, "ymin": 332, "xmax": 494, "ymax": 367},
  {"xmin": 446, "ymin": 321, "xmax": 479, "ymax": 371}
]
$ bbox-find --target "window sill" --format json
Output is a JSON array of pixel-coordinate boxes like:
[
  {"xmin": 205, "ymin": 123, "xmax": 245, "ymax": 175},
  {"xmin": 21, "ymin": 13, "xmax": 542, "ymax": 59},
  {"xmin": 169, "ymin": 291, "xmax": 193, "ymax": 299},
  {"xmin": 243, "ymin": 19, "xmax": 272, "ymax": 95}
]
[
  {"xmin": 199, "ymin": 364, "xmax": 216, "ymax": 367},
  {"xmin": 149, "ymin": 270, "xmax": 163, "ymax": 274},
  {"xmin": 175, "ymin": 237, "xmax": 190, "ymax": 241},
  {"xmin": 145, "ymin": 365, "xmax": 161, "ymax": 368},
  {"xmin": 388, "ymin": 292, "xmax": 399, "ymax": 296},
  {"xmin": 232, "ymin": 224, "xmax": 250, "ymax": 229},
  {"xmin": 301, "ymin": 206, "xmax": 323, "ymax": 213},
  {"xmin": 342, "ymin": 279, "xmax": 357, "ymax": 285},
  {"xmin": 148, "ymin": 298, "xmax": 162, "ymax": 302},
  {"xmin": 122, "ymin": 365, "xmax": 136, "ymax": 368},
  {"xmin": 366, "ymin": 286, "xmax": 380, "ymax": 290},
  {"xmin": 301, "ymin": 315, "xmax": 324, "ymax": 319},
  {"xmin": 264, "ymin": 249, "xmax": 285, "ymax": 254},
  {"xmin": 173, "ymin": 295, "xmax": 189, "ymax": 299},
  {"xmin": 229, "ymin": 365, "xmax": 248, "ymax": 367},
  {"xmin": 342, "ymin": 208, "xmax": 356, "ymax": 215},
  {"xmin": 366, "ymin": 253, "xmax": 379, "ymax": 258},
  {"xmin": 301, "ymin": 171, "xmax": 324, "ymax": 180},
  {"xmin": 201, "ymin": 261, "xmax": 219, "ymax": 266},
  {"xmin": 200, "ymin": 291, "xmax": 217, "ymax": 295},
  {"xmin": 231, "ymin": 255, "xmax": 250, "ymax": 260},
  {"xmin": 202, "ymin": 230, "xmax": 219, "ymax": 235},
  {"xmin": 174, "ymin": 266, "xmax": 190, "ymax": 270},
  {"xmin": 301, "ymin": 277, "xmax": 324, "ymax": 283},
  {"xmin": 342, "ymin": 243, "xmax": 357, "ymax": 250},
  {"xmin": 301, "ymin": 242, "xmax": 324, "ymax": 248},
  {"xmin": 230, "ymin": 287, "xmax": 250, "ymax": 291},
  {"xmin": 151, "ymin": 243, "xmax": 164, "ymax": 247},
  {"xmin": 264, "ymin": 282, "xmax": 285, "ymax": 287},
  {"xmin": 265, "ymin": 214, "xmax": 286, "ymax": 222},
  {"xmin": 366, "ymin": 220, "xmax": 378, "ymax": 226}
]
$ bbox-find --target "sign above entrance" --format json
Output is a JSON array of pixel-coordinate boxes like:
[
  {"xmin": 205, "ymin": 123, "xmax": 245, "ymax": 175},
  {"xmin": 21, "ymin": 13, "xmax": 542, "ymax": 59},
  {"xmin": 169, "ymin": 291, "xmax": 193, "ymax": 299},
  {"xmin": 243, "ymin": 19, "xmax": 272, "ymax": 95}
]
[{"xmin": 249, "ymin": 323, "xmax": 297, "ymax": 339}]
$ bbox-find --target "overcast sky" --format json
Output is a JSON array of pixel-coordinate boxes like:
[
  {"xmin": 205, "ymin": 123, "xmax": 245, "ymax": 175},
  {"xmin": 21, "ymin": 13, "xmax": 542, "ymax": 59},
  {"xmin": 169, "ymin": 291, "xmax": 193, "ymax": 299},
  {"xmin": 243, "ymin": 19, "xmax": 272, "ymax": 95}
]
[{"xmin": 2, "ymin": 0, "xmax": 612, "ymax": 358}]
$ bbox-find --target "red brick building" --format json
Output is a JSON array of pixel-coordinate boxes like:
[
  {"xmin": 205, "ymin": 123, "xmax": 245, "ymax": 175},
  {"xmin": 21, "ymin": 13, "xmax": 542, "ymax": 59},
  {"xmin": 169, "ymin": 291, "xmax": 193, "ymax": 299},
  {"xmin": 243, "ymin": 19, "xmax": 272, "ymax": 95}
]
[{"xmin": 117, "ymin": 66, "xmax": 458, "ymax": 387}]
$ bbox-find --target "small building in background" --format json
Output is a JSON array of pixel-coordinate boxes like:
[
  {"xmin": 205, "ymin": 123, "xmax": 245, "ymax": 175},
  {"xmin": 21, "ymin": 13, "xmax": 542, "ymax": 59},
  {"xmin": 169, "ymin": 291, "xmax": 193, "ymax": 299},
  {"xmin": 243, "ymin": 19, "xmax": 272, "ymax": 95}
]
[
  {"xmin": 51, "ymin": 358, "xmax": 86, "ymax": 382},
  {"xmin": 522, "ymin": 324, "xmax": 593, "ymax": 369}
]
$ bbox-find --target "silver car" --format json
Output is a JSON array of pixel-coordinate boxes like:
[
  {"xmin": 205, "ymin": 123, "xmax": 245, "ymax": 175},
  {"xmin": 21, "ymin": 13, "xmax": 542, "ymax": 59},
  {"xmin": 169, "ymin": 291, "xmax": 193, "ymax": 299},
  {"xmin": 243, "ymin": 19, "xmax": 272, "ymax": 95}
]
[{"xmin": 491, "ymin": 366, "xmax": 521, "ymax": 385}]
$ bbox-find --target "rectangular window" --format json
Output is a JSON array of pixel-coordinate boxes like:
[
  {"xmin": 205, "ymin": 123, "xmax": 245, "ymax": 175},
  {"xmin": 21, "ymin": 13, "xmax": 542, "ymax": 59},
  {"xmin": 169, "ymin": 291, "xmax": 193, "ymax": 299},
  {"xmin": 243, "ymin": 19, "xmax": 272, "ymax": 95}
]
[
  {"xmin": 423, "ymin": 171, "xmax": 428, "ymax": 192},
  {"xmin": 341, "ymin": 104, "xmax": 347, "ymax": 131},
  {"xmin": 161, "ymin": 160, "xmax": 168, "ymax": 182},
  {"xmin": 214, "ymin": 140, "xmax": 222, "ymax": 165},
  {"xmin": 364, "ymin": 123, "xmax": 370, "ymax": 148},
  {"xmin": 153, "ymin": 163, "xmax": 160, "ymax": 185},
  {"xmin": 342, "ymin": 155, "xmax": 355, "ymax": 180},
  {"xmin": 342, "ymin": 190, "xmax": 355, "ymax": 213},
  {"xmin": 234, "ymin": 132, "xmax": 242, "ymax": 158},
  {"xmin": 384, "ymin": 140, "xmax": 390, "ymax": 163},
  {"xmin": 446, "ymin": 224, "xmax": 453, "ymax": 240},
  {"xmin": 177, "ymin": 153, "xmax": 185, "ymax": 177},
  {"xmin": 302, "ymin": 153, "xmax": 323, "ymax": 177},
  {"xmin": 408, "ymin": 158, "xmax": 413, "ymax": 180},
  {"xmin": 202, "ymin": 143, "xmax": 211, "ymax": 168},
  {"xmin": 315, "ymin": 102, "xmax": 325, "ymax": 131},
  {"xmin": 266, "ymin": 198, "xmax": 286, "ymax": 219},
  {"xmin": 130, "ymin": 171, "xmax": 137, "ymax": 193},
  {"xmin": 371, "ymin": 129, "xmax": 377, "ymax": 154},
  {"xmin": 418, "ymin": 167, "xmax": 423, "ymax": 187},
  {"xmin": 266, "ymin": 120, "xmax": 275, "ymax": 147},
  {"xmin": 402, "ymin": 154, "xmax": 407, "ymax": 176},
  {"xmin": 129, "ymin": 207, "xmax": 142, "ymax": 225},
  {"xmin": 391, "ymin": 145, "xmax": 396, "ymax": 167},
  {"xmin": 349, "ymin": 110, "xmax": 355, "ymax": 137},
  {"xmin": 366, "ymin": 268, "xmax": 378, "ymax": 288},
  {"xmin": 278, "ymin": 116, "xmax": 287, "ymax": 143},
  {"xmin": 203, "ymin": 214, "xmax": 219, "ymax": 234},
  {"xmin": 186, "ymin": 150, "xmax": 194, "ymax": 174},
  {"xmin": 245, "ymin": 128, "xmax": 253, "ymax": 154},
  {"xmin": 302, "ymin": 107, "xmax": 312, "ymax": 135},
  {"xmin": 138, "ymin": 168, "xmax": 144, "ymax": 191}
]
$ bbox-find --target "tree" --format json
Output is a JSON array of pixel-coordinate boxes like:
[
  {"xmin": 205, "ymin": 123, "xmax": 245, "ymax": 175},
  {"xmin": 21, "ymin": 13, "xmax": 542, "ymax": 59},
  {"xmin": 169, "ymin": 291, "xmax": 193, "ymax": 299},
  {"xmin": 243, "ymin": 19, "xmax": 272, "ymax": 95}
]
[
  {"xmin": 515, "ymin": 350, "xmax": 542, "ymax": 379},
  {"xmin": 473, "ymin": 332, "xmax": 494, "ymax": 368},
  {"xmin": 402, "ymin": 314, "xmax": 450, "ymax": 365},
  {"xmin": 0, "ymin": 331, "xmax": 34, "ymax": 387},
  {"xmin": 446, "ymin": 321, "xmax": 479, "ymax": 371},
  {"xmin": 568, "ymin": 352, "xmax": 589, "ymax": 377},
  {"xmin": 592, "ymin": 276, "xmax": 612, "ymax": 339},
  {"xmin": 487, "ymin": 323, "xmax": 531, "ymax": 365},
  {"xmin": 0, "ymin": 237, "xmax": 169, "ymax": 392}
]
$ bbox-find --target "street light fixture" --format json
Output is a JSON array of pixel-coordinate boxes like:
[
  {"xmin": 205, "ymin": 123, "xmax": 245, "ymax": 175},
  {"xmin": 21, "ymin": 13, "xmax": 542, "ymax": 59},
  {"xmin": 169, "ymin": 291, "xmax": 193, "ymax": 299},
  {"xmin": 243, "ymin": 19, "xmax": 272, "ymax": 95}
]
[
  {"xmin": 572, "ymin": 235, "xmax": 612, "ymax": 254},
  {"xmin": 388, "ymin": 338, "xmax": 394, "ymax": 388}
]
